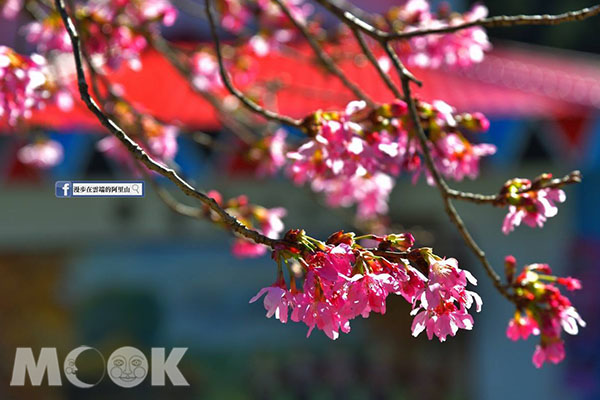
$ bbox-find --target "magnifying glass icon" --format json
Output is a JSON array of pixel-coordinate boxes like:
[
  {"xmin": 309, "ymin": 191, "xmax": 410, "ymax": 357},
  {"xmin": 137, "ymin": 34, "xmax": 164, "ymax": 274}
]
[{"xmin": 131, "ymin": 184, "xmax": 140, "ymax": 194}]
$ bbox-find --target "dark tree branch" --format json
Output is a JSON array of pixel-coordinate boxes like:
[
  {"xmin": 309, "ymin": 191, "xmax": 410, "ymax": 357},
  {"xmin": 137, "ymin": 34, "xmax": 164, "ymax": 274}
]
[
  {"xmin": 380, "ymin": 49, "xmax": 514, "ymax": 300},
  {"xmin": 274, "ymin": 0, "xmax": 375, "ymax": 107},
  {"xmin": 54, "ymin": 0, "xmax": 279, "ymax": 248},
  {"xmin": 150, "ymin": 34, "xmax": 260, "ymax": 144},
  {"xmin": 314, "ymin": 0, "xmax": 600, "ymax": 41},
  {"xmin": 448, "ymin": 170, "xmax": 582, "ymax": 205},
  {"xmin": 389, "ymin": 5, "xmax": 600, "ymax": 40},
  {"xmin": 204, "ymin": 0, "xmax": 303, "ymax": 127},
  {"xmin": 351, "ymin": 28, "xmax": 403, "ymax": 99}
]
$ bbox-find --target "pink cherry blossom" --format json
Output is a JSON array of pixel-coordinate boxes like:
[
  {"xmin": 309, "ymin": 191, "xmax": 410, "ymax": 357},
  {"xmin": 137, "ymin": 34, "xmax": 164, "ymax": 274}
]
[
  {"xmin": 532, "ymin": 340, "xmax": 565, "ymax": 368},
  {"xmin": 506, "ymin": 312, "xmax": 540, "ymax": 341},
  {"xmin": 191, "ymin": 51, "xmax": 222, "ymax": 92},
  {"xmin": 507, "ymin": 257, "xmax": 585, "ymax": 367},
  {"xmin": 0, "ymin": 46, "xmax": 49, "ymax": 126},
  {"xmin": 1, "ymin": 0, "xmax": 22, "ymax": 19},
  {"xmin": 17, "ymin": 139, "xmax": 64, "ymax": 168},
  {"xmin": 24, "ymin": 17, "xmax": 72, "ymax": 53},
  {"xmin": 249, "ymin": 281, "xmax": 291, "ymax": 323},
  {"xmin": 285, "ymin": 99, "xmax": 494, "ymax": 219},
  {"xmin": 557, "ymin": 277, "xmax": 582, "ymax": 291},
  {"xmin": 502, "ymin": 187, "xmax": 566, "ymax": 234},
  {"xmin": 392, "ymin": 1, "xmax": 491, "ymax": 69},
  {"xmin": 410, "ymin": 256, "xmax": 481, "ymax": 342},
  {"xmin": 248, "ymin": 129, "xmax": 288, "ymax": 177}
]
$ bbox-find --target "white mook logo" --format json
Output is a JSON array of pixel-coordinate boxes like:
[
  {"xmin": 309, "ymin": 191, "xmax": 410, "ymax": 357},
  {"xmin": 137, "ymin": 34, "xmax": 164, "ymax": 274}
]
[
  {"xmin": 107, "ymin": 347, "xmax": 148, "ymax": 388},
  {"xmin": 63, "ymin": 346, "xmax": 106, "ymax": 388},
  {"xmin": 9, "ymin": 346, "xmax": 189, "ymax": 387}
]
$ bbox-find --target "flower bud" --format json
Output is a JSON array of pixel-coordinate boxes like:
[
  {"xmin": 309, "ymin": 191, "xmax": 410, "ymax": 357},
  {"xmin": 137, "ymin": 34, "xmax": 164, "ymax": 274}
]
[
  {"xmin": 505, "ymin": 255, "xmax": 516, "ymax": 284},
  {"xmin": 326, "ymin": 230, "xmax": 355, "ymax": 246}
]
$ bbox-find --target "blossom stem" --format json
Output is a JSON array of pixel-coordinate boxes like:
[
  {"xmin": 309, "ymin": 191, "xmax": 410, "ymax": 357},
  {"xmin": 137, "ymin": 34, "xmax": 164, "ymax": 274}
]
[{"xmin": 385, "ymin": 41, "xmax": 514, "ymax": 301}]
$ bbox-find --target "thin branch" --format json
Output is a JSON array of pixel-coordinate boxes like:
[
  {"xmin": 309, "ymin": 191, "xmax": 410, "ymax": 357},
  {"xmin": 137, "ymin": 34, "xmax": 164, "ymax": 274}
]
[
  {"xmin": 313, "ymin": 0, "xmax": 388, "ymax": 41},
  {"xmin": 389, "ymin": 55, "xmax": 513, "ymax": 301},
  {"xmin": 447, "ymin": 170, "xmax": 582, "ymax": 205},
  {"xmin": 204, "ymin": 0, "xmax": 303, "ymax": 127},
  {"xmin": 351, "ymin": 28, "xmax": 403, "ymax": 99},
  {"xmin": 314, "ymin": 0, "xmax": 600, "ymax": 41},
  {"xmin": 389, "ymin": 5, "xmax": 600, "ymax": 40},
  {"xmin": 150, "ymin": 34, "xmax": 260, "ymax": 144},
  {"xmin": 54, "ymin": 0, "xmax": 278, "ymax": 248},
  {"xmin": 383, "ymin": 41, "xmax": 422, "ymax": 87},
  {"xmin": 274, "ymin": 0, "xmax": 374, "ymax": 107}
]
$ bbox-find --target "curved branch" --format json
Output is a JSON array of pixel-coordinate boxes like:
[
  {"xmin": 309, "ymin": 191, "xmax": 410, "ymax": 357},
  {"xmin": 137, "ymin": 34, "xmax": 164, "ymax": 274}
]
[
  {"xmin": 390, "ymin": 5, "xmax": 600, "ymax": 40},
  {"xmin": 149, "ymin": 34, "xmax": 260, "ymax": 144},
  {"xmin": 54, "ymin": 0, "xmax": 278, "ymax": 249},
  {"xmin": 448, "ymin": 170, "xmax": 582, "ymax": 205},
  {"xmin": 274, "ymin": 0, "xmax": 375, "ymax": 107},
  {"xmin": 387, "ymin": 55, "xmax": 514, "ymax": 301},
  {"xmin": 351, "ymin": 28, "xmax": 403, "ymax": 100},
  {"xmin": 314, "ymin": 0, "xmax": 600, "ymax": 41},
  {"xmin": 204, "ymin": 0, "xmax": 303, "ymax": 127}
]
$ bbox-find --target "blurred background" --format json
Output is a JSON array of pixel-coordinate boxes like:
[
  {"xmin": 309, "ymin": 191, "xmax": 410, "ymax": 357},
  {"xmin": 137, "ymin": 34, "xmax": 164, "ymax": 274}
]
[{"xmin": 1, "ymin": 0, "xmax": 599, "ymax": 399}]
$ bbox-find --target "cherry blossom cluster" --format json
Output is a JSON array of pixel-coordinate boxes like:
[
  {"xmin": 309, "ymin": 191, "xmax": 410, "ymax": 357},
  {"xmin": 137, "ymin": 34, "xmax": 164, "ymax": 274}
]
[
  {"xmin": 189, "ymin": 46, "xmax": 258, "ymax": 92},
  {"xmin": 216, "ymin": 0, "xmax": 313, "ymax": 57},
  {"xmin": 202, "ymin": 190, "xmax": 286, "ymax": 258},
  {"xmin": 282, "ymin": 99, "xmax": 493, "ymax": 219},
  {"xmin": 22, "ymin": 0, "xmax": 176, "ymax": 70},
  {"xmin": 251, "ymin": 230, "xmax": 481, "ymax": 340},
  {"xmin": 236, "ymin": 128, "xmax": 287, "ymax": 177},
  {"xmin": 97, "ymin": 100, "xmax": 178, "ymax": 172},
  {"xmin": 17, "ymin": 137, "xmax": 64, "ymax": 168},
  {"xmin": 190, "ymin": 50, "xmax": 222, "ymax": 92},
  {"xmin": 385, "ymin": 0, "xmax": 491, "ymax": 68},
  {"xmin": 500, "ymin": 174, "xmax": 567, "ymax": 234},
  {"xmin": 504, "ymin": 256, "xmax": 585, "ymax": 368},
  {"xmin": 0, "ymin": 46, "xmax": 49, "ymax": 126}
]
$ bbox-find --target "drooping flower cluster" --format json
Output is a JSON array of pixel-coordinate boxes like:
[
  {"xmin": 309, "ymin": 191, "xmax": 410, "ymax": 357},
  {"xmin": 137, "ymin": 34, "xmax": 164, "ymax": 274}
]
[
  {"xmin": 251, "ymin": 230, "xmax": 481, "ymax": 340},
  {"xmin": 202, "ymin": 190, "xmax": 287, "ymax": 258},
  {"xmin": 97, "ymin": 100, "xmax": 178, "ymax": 172},
  {"xmin": 504, "ymin": 256, "xmax": 585, "ymax": 368},
  {"xmin": 283, "ymin": 99, "xmax": 493, "ymax": 219},
  {"xmin": 500, "ymin": 174, "xmax": 567, "ymax": 234},
  {"xmin": 386, "ymin": 0, "xmax": 491, "ymax": 69},
  {"xmin": 0, "ymin": 46, "xmax": 49, "ymax": 126}
]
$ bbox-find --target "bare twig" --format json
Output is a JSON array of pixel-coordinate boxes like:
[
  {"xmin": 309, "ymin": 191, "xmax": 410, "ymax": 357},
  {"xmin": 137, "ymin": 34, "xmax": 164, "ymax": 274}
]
[
  {"xmin": 150, "ymin": 34, "xmax": 260, "ymax": 144},
  {"xmin": 383, "ymin": 51, "xmax": 513, "ymax": 300},
  {"xmin": 383, "ymin": 41, "xmax": 422, "ymax": 87},
  {"xmin": 314, "ymin": 0, "xmax": 600, "ymax": 41},
  {"xmin": 204, "ymin": 0, "xmax": 303, "ymax": 127},
  {"xmin": 389, "ymin": 5, "xmax": 600, "ymax": 40},
  {"xmin": 55, "ymin": 0, "xmax": 278, "ymax": 248},
  {"xmin": 274, "ymin": 0, "xmax": 374, "ymax": 107},
  {"xmin": 351, "ymin": 28, "xmax": 403, "ymax": 99},
  {"xmin": 447, "ymin": 170, "xmax": 582, "ymax": 205}
]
